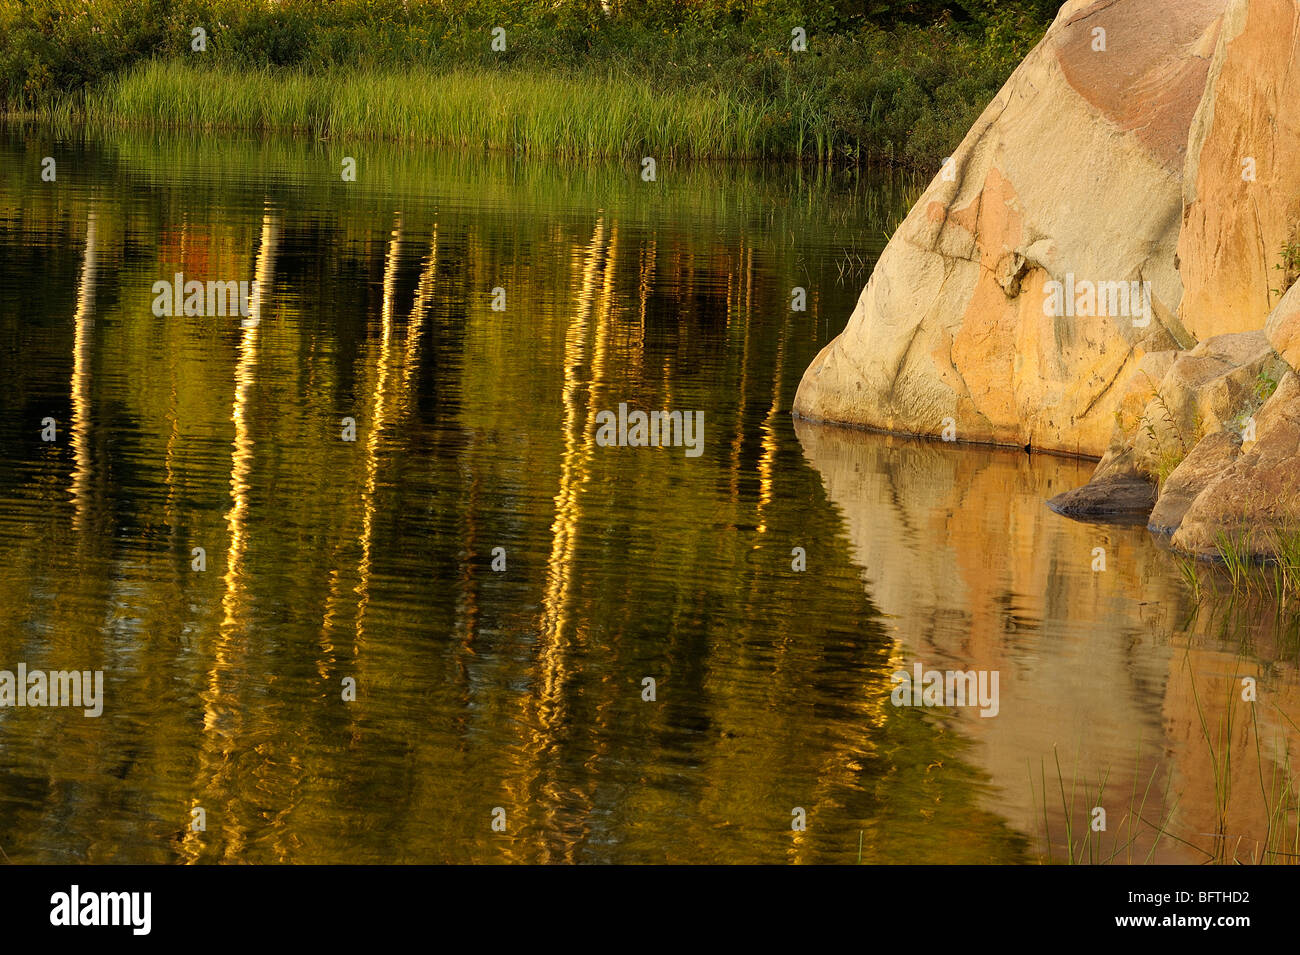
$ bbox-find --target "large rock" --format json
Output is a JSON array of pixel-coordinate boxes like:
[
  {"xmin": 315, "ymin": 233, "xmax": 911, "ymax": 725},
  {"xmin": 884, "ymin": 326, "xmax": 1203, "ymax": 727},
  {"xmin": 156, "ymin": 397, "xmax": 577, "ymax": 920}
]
[
  {"xmin": 1171, "ymin": 371, "xmax": 1300, "ymax": 555},
  {"xmin": 1178, "ymin": 0, "xmax": 1300, "ymax": 341},
  {"xmin": 794, "ymin": 0, "xmax": 1300, "ymax": 557},
  {"xmin": 792, "ymin": 0, "xmax": 1220, "ymax": 457}
]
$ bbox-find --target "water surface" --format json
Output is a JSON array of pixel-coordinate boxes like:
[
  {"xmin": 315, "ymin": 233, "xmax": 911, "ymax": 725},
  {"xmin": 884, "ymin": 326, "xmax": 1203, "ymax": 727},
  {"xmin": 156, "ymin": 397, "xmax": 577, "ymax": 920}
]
[{"xmin": 1, "ymin": 126, "xmax": 1297, "ymax": 864}]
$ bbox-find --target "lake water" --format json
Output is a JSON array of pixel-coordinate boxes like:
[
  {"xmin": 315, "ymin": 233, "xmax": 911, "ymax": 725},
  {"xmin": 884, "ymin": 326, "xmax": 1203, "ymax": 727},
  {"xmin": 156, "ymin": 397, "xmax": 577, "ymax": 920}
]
[{"xmin": 2, "ymin": 125, "xmax": 1297, "ymax": 864}]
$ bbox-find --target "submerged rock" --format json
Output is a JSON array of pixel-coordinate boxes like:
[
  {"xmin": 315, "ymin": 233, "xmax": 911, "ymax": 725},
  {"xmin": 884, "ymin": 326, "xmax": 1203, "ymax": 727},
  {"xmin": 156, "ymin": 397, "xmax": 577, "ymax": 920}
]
[{"xmin": 1046, "ymin": 474, "xmax": 1158, "ymax": 523}]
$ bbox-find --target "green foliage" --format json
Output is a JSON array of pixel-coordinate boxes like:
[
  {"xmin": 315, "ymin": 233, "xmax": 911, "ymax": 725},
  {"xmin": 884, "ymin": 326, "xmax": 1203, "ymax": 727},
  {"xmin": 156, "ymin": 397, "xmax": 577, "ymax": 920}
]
[
  {"xmin": 1274, "ymin": 237, "xmax": 1300, "ymax": 299},
  {"xmin": 0, "ymin": 0, "xmax": 1055, "ymax": 166},
  {"xmin": 1138, "ymin": 370, "xmax": 1201, "ymax": 489},
  {"xmin": 1256, "ymin": 366, "xmax": 1280, "ymax": 404},
  {"xmin": 1215, "ymin": 528, "xmax": 1255, "ymax": 596}
]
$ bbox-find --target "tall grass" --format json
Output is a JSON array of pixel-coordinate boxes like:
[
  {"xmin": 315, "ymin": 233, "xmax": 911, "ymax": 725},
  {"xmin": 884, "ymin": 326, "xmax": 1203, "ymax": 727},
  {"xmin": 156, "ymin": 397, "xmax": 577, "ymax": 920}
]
[
  {"xmin": 1273, "ymin": 524, "xmax": 1300, "ymax": 601},
  {"xmin": 1176, "ymin": 520, "xmax": 1300, "ymax": 618},
  {"xmin": 86, "ymin": 60, "xmax": 794, "ymax": 160},
  {"xmin": 1032, "ymin": 743, "xmax": 1180, "ymax": 865},
  {"xmin": 1215, "ymin": 528, "xmax": 1255, "ymax": 597}
]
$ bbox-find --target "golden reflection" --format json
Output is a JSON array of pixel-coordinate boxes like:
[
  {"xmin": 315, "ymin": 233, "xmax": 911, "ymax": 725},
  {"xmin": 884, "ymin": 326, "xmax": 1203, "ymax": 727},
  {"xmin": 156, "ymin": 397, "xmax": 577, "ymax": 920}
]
[
  {"xmin": 538, "ymin": 218, "xmax": 608, "ymax": 645},
  {"xmin": 401, "ymin": 225, "xmax": 438, "ymax": 400},
  {"xmin": 635, "ymin": 236, "xmax": 654, "ymax": 375},
  {"xmin": 507, "ymin": 218, "xmax": 613, "ymax": 862},
  {"xmin": 319, "ymin": 218, "xmax": 428, "ymax": 672},
  {"xmin": 355, "ymin": 213, "xmax": 404, "ymax": 651},
  {"xmin": 162, "ymin": 373, "xmax": 180, "ymax": 536},
  {"xmin": 183, "ymin": 210, "xmax": 278, "ymax": 864},
  {"xmin": 218, "ymin": 212, "xmax": 278, "ymax": 639},
  {"xmin": 5, "ymin": 140, "xmax": 988, "ymax": 864},
  {"xmin": 69, "ymin": 212, "xmax": 97, "ymax": 531}
]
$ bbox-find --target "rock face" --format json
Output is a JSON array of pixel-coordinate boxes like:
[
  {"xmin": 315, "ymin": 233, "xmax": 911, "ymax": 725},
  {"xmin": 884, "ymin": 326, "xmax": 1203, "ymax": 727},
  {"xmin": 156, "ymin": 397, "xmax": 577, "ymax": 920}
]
[
  {"xmin": 1178, "ymin": 0, "xmax": 1300, "ymax": 340},
  {"xmin": 795, "ymin": 0, "xmax": 1300, "ymax": 557}
]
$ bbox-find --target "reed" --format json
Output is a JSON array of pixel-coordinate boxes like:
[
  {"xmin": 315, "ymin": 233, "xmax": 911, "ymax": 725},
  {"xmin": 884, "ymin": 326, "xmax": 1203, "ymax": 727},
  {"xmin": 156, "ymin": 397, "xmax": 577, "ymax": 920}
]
[
  {"xmin": 78, "ymin": 60, "xmax": 804, "ymax": 160},
  {"xmin": 1031, "ymin": 742, "xmax": 1180, "ymax": 865},
  {"xmin": 1214, "ymin": 528, "xmax": 1255, "ymax": 597},
  {"xmin": 1272, "ymin": 523, "xmax": 1300, "ymax": 605},
  {"xmin": 1175, "ymin": 551, "xmax": 1204, "ymax": 605}
]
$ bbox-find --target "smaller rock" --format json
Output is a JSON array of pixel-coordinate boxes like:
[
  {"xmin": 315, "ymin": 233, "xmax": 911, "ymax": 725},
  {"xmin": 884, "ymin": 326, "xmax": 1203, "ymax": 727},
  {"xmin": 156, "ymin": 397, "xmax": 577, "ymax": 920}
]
[
  {"xmin": 1172, "ymin": 371, "xmax": 1300, "ymax": 557},
  {"xmin": 1047, "ymin": 447, "xmax": 1157, "ymax": 523},
  {"xmin": 1110, "ymin": 349, "xmax": 1179, "ymax": 445},
  {"xmin": 1132, "ymin": 330, "xmax": 1285, "ymax": 476},
  {"xmin": 1147, "ymin": 430, "xmax": 1242, "ymax": 535}
]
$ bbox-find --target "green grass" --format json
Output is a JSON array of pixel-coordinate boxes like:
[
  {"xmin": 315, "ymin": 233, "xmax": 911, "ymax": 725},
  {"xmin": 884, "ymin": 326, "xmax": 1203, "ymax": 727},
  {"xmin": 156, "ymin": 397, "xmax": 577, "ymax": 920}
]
[
  {"xmin": 1275, "ymin": 526, "xmax": 1300, "ymax": 602},
  {"xmin": 1215, "ymin": 528, "xmax": 1255, "ymax": 597},
  {"xmin": 1175, "ymin": 517, "xmax": 1300, "ymax": 618},
  {"xmin": 1176, "ymin": 552, "xmax": 1204, "ymax": 604},
  {"xmin": 1186, "ymin": 658, "xmax": 1300, "ymax": 864},
  {"xmin": 85, "ymin": 60, "xmax": 784, "ymax": 160}
]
